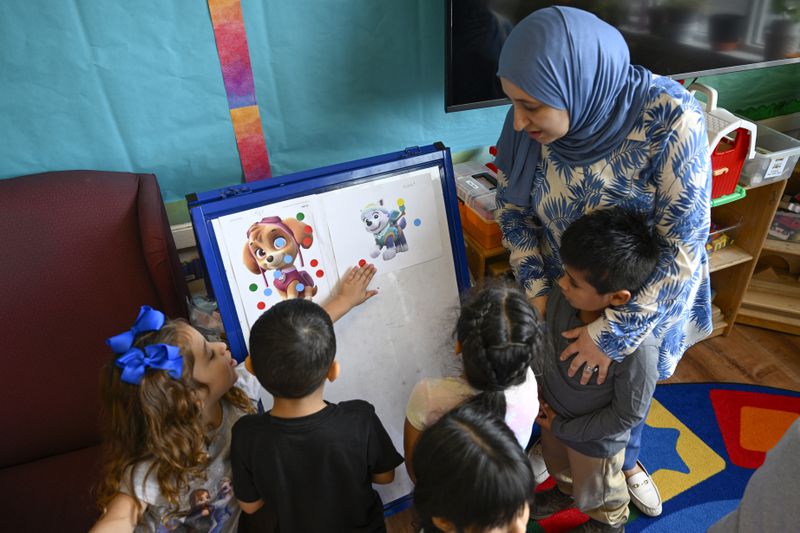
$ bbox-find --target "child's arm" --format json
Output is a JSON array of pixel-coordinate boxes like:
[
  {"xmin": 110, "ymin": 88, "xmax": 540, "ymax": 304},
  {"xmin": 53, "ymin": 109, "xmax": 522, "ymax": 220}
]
[
  {"xmin": 322, "ymin": 263, "xmax": 378, "ymax": 323},
  {"xmin": 371, "ymin": 470, "xmax": 396, "ymax": 484},
  {"xmin": 403, "ymin": 417, "xmax": 422, "ymax": 483},
  {"xmin": 237, "ymin": 498, "xmax": 264, "ymax": 514},
  {"xmin": 365, "ymin": 402, "xmax": 404, "ymax": 486},
  {"xmin": 88, "ymin": 493, "xmax": 142, "ymax": 533}
]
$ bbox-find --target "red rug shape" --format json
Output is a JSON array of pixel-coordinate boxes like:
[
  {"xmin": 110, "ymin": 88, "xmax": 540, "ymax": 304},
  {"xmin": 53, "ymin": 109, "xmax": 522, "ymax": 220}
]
[{"xmin": 710, "ymin": 389, "xmax": 800, "ymax": 469}]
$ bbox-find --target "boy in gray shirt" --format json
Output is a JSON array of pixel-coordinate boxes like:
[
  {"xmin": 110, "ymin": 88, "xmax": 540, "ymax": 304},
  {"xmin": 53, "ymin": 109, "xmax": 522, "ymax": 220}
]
[{"xmin": 533, "ymin": 208, "xmax": 660, "ymax": 533}]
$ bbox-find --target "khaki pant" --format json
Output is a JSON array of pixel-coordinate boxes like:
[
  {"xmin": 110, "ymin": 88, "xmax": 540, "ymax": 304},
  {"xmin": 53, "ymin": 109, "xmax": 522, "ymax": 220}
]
[{"xmin": 540, "ymin": 427, "xmax": 630, "ymax": 526}]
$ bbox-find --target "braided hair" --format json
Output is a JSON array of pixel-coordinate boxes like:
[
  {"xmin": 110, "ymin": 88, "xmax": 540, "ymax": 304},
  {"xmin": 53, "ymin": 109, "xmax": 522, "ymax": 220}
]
[{"xmin": 456, "ymin": 281, "xmax": 547, "ymax": 418}]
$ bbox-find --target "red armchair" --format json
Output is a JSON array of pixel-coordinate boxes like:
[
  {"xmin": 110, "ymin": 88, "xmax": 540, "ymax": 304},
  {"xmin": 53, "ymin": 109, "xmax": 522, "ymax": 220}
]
[{"xmin": 0, "ymin": 171, "xmax": 188, "ymax": 531}]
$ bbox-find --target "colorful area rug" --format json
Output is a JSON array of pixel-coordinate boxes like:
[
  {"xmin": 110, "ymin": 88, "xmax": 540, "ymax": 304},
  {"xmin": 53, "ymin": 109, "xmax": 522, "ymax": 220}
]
[{"xmin": 530, "ymin": 383, "xmax": 800, "ymax": 532}]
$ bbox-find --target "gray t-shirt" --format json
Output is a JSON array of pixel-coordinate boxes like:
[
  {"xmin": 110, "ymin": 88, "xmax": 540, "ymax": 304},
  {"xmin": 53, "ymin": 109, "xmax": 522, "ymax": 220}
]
[
  {"xmin": 121, "ymin": 367, "xmax": 260, "ymax": 533},
  {"xmin": 542, "ymin": 287, "xmax": 659, "ymax": 458}
]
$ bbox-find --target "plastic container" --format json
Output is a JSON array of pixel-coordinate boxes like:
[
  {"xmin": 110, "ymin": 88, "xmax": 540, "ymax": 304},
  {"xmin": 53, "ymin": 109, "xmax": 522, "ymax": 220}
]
[
  {"xmin": 710, "ymin": 129, "xmax": 753, "ymax": 198},
  {"xmin": 739, "ymin": 122, "xmax": 800, "ymax": 187},
  {"xmin": 459, "ymin": 199, "xmax": 503, "ymax": 248},
  {"xmin": 710, "ymin": 185, "xmax": 746, "ymax": 208},
  {"xmin": 707, "ymin": 218, "xmax": 743, "ymax": 255},
  {"xmin": 688, "ymin": 83, "xmax": 757, "ymax": 199},
  {"xmin": 455, "ymin": 172, "xmax": 497, "ymax": 222}
]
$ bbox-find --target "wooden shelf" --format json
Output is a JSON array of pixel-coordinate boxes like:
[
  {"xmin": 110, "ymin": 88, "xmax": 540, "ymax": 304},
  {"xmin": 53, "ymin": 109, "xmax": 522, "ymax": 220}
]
[
  {"xmin": 742, "ymin": 283, "xmax": 800, "ymax": 316},
  {"xmin": 736, "ymin": 305, "xmax": 800, "ymax": 335},
  {"xmin": 761, "ymin": 238, "xmax": 800, "ymax": 256},
  {"xmin": 706, "ymin": 177, "xmax": 791, "ymax": 337},
  {"xmin": 707, "ymin": 319, "xmax": 728, "ymax": 340},
  {"xmin": 708, "ymin": 245, "xmax": 753, "ymax": 272}
]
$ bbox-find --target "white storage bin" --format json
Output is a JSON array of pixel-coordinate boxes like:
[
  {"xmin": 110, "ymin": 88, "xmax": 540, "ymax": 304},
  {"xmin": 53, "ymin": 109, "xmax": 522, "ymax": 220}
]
[
  {"xmin": 739, "ymin": 122, "xmax": 800, "ymax": 187},
  {"xmin": 454, "ymin": 165, "xmax": 498, "ymax": 222}
]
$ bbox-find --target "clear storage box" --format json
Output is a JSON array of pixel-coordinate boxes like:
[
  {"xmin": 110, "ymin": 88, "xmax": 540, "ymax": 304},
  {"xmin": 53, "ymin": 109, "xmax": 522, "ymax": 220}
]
[
  {"xmin": 739, "ymin": 122, "xmax": 800, "ymax": 187},
  {"xmin": 455, "ymin": 171, "xmax": 497, "ymax": 222},
  {"xmin": 707, "ymin": 218, "xmax": 743, "ymax": 255}
]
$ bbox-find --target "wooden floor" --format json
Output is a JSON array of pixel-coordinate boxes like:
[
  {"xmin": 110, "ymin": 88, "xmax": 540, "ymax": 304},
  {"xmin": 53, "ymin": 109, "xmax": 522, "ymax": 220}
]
[{"xmin": 385, "ymin": 323, "xmax": 800, "ymax": 532}]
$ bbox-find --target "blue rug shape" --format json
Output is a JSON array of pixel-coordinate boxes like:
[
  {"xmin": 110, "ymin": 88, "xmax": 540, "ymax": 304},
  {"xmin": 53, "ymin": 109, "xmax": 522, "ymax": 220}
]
[{"xmin": 626, "ymin": 383, "xmax": 800, "ymax": 533}]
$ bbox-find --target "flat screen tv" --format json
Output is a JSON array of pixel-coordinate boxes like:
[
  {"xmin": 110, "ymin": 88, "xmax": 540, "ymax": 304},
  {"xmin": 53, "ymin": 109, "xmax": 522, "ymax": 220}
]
[{"xmin": 446, "ymin": 0, "xmax": 800, "ymax": 112}]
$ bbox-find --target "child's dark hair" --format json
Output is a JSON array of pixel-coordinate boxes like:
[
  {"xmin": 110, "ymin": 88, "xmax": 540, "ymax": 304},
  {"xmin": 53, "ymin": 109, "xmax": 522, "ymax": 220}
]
[
  {"xmin": 413, "ymin": 402, "xmax": 535, "ymax": 532},
  {"xmin": 560, "ymin": 207, "xmax": 660, "ymax": 294},
  {"xmin": 456, "ymin": 281, "xmax": 546, "ymax": 418},
  {"xmin": 249, "ymin": 298, "xmax": 336, "ymax": 398}
]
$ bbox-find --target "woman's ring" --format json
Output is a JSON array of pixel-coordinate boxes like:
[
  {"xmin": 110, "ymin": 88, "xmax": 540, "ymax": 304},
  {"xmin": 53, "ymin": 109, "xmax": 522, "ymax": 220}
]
[{"xmin": 584, "ymin": 365, "xmax": 598, "ymax": 374}]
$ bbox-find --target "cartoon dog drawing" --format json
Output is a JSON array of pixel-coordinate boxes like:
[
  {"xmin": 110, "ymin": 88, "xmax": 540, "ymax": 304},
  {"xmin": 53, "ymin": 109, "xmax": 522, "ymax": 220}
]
[
  {"xmin": 243, "ymin": 216, "xmax": 317, "ymax": 300},
  {"xmin": 360, "ymin": 200, "xmax": 408, "ymax": 261}
]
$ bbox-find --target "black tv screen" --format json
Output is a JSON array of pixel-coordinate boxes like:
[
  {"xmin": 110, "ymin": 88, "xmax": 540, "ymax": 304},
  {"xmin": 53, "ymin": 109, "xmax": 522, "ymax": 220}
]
[{"xmin": 446, "ymin": 0, "xmax": 800, "ymax": 112}]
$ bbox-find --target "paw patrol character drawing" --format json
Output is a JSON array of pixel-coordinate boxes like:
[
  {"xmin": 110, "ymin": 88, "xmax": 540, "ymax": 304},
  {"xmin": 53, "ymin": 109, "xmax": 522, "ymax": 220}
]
[
  {"xmin": 243, "ymin": 216, "xmax": 318, "ymax": 300},
  {"xmin": 360, "ymin": 200, "xmax": 408, "ymax": 261}
]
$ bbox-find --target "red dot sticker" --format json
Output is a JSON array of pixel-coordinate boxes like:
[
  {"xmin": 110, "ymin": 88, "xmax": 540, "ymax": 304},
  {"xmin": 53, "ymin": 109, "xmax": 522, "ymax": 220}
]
[
  {"xmin": 302, "ymin": 237, "xmax": 312, "ymax": 247},
  {"xmin": 304, "ymin": 226, "xmax": 313, "ymax": 233},
  {"xmin": 358, "ymin": 259, "xmax": 367, "ymax": 267},
  {"xmin": 310, "ymin": 259, "xmax": 319, "ymax": 267},
  {"xmin": 257, "ymin": 302, "xmax": 266, "ymax": 310},
  {"xmin": 316, "ymin": 269, "xmax": 324, "ymax": 278}
]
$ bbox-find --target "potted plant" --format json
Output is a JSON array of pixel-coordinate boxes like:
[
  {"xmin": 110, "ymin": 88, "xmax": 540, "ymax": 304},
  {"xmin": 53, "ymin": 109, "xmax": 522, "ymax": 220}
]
[
  {"xmin": 765, "ymin": 0, "xmax": 800, "ymax": 59},
  {"xmin": 649, "ymin": 0, "xmax": 704, "ymax": 41},
  {"xmin": 709, "ymin": 13, "xmax": 747, "ymax": 51}
]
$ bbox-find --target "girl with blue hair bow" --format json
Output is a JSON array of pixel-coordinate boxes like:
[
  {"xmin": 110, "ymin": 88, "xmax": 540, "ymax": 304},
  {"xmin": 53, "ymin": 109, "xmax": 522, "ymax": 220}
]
[
  {"xmin": 494, "ymin": 5, "xmax": 713, "ymax": 524},
  {"xmin": 90, "ymin": 264, "xmax": 378, "ymax": 532}
]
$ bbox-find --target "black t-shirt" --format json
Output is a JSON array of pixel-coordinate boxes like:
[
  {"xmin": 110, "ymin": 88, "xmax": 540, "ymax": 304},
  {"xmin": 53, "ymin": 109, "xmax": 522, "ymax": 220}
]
[{"xmin": 231, "ymin": 399, "xmax": 404, "ymax": 533}]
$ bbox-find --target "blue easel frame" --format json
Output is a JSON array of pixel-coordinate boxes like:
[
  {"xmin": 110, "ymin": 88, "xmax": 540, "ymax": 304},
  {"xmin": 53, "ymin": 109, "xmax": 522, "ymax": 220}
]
[{"xmin": 188, "ymin": 143, "xmax": 470, "ymax": 362}]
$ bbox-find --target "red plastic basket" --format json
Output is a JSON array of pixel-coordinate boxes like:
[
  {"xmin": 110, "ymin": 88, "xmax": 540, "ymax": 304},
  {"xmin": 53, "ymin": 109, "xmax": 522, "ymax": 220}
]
[{"xmin": 710, "ymin": 128, "xmax": 752, "ymax": 199}]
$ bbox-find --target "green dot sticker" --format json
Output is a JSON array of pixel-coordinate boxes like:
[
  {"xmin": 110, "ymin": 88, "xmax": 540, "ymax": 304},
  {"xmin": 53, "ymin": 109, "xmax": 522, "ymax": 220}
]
[
  {"xmin": 249, "ymin": 283, "xmax": 258, "ymax": 292},
  {"xmin": 297, "ymin": 212, "xmax": 305, "ymax": 221}
]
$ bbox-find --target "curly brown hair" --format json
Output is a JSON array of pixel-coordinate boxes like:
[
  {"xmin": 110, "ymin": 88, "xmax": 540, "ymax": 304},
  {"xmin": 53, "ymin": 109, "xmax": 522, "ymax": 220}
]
[{"xmin": 95, "ymin": 319, "xmax": 254, "ymax": 517}]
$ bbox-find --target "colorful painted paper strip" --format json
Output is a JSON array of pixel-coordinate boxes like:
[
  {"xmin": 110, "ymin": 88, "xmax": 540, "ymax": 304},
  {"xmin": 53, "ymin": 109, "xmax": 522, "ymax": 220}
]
[{"xmin": 208, "ymin": 0, "xmax": 271, "ymax": 181}]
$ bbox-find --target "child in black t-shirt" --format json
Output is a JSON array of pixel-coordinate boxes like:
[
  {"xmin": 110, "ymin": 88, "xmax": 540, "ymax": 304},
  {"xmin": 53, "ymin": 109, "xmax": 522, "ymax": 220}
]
[{"xmin": 231, "ymin": 298, "xmax": 403, "ymax": 532}]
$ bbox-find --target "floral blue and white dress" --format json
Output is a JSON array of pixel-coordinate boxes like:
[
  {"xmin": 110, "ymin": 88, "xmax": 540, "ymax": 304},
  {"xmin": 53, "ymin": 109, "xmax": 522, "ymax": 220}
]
[{"xmin": 495, "ymin": 76, "xmax": 713, "ymax": 379}]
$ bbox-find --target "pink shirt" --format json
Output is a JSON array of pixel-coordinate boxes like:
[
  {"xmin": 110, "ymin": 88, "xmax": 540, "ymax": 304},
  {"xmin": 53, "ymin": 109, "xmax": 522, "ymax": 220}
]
[{"xmin": 405, "ymin": 367, "xmax": 539, "ymax": 448}]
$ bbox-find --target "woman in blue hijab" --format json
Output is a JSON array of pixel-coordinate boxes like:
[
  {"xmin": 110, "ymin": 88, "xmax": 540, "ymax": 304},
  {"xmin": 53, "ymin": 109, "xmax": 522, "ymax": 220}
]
[{"xmin": 493, "ymin": 6, "xmax": 712, "ymax": 526}]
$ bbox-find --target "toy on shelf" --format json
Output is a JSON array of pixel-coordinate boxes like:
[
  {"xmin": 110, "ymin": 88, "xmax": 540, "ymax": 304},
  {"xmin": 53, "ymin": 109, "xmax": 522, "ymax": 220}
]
[
  {"xmin": 707, "ymin": 219, "xmax": 742, "ymax": 254},
  {"xmin": 688, "ymin": 83, "xmax": 757, "ymax": 199},
  {"xmin": 769, "ymin": 211, "xmax": 800, "ymax": 242}
]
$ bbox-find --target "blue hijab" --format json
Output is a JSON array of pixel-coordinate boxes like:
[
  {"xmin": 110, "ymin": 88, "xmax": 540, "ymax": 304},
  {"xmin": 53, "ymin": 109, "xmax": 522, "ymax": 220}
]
[{"xmin": 495, "ymin": 6, "xmax": 652, "ymax": 206}]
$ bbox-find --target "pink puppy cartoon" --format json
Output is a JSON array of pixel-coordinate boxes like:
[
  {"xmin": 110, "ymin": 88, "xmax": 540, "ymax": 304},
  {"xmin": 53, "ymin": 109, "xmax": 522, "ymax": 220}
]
[{"xmin": 243, "ymin": 216, "xmax": 318, "ymax": 300}]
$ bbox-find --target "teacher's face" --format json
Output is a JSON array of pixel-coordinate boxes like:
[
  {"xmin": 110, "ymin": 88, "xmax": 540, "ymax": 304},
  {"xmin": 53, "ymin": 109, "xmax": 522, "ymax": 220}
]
[{"xmin": 501, "ymin": 78, "xmax": 569, "ymax": 145}]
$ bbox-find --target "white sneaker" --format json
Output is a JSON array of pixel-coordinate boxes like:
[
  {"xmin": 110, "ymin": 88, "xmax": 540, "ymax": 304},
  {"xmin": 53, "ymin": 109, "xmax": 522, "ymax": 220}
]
[
  {"xmin": 627, "ymin": 461, "xmax": 662, "ymax": 517},
  {"xmin": 527, "ymin": 439, "xmax": 550, "ymax": 484}
]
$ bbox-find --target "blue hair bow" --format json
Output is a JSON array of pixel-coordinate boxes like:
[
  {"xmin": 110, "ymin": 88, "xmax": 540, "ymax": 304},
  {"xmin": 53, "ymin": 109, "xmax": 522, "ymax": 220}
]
[
  {"xmin": 107, "ymin": 306, "xmax": 166, "ymax": 355},
  {"xmin": 107, "ymin": 306, "xmax": 183, "ymax": 385},
  {"xmin": 115, "ymin": 344, "xmax": 184, "ymax": 385}
]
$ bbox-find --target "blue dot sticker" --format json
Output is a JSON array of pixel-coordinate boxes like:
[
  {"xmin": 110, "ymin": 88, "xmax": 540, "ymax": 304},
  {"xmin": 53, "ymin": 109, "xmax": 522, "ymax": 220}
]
[
  {"xmin": 414, "ymin": 218, "xmax": 422, "ymax": 226},
  {"xmin": 273, "ymin": 271, "xmax": 282, "ymax": 279},
  {"xmin": 274, "ymin": 237, "xmax": 287, "ymax": 248},
  {"xmin": 283, "ymin": 255, "xmax": 293, "ymax": 264},
  {"xmin": 296, "ymin": 283, "xmax": 305, "ymax": 292},
  {"xmin": 263, "ymin": 288, "xmax": 272, "ymax": 296}
]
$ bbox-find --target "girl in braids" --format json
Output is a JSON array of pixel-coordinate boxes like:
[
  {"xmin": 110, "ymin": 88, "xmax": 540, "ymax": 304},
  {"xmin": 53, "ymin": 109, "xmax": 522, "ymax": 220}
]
[{"xmin": 403, "ymin": 282, "xmax": 547, "ymax": 481}]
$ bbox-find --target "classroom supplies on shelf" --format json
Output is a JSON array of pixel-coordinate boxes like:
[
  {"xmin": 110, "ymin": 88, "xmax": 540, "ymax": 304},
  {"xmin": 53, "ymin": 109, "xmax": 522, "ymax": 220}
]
[
  {"xmin": 707, "ymin": 218, "xmax": 743, "ymax": 255},
  {"xmin": 769, "ymin": 210, "xmax": 800, "ymax": 242},
  {"xmin": 688, "ymin": 83, "xmax": 757, "ymax": 199},
  {"xmin": 739, "ymin": 122, "xmax": 800, "ymax": 187},
  {"xmin": 454, "ymin": 160, "xmax": 503, "ymax": 248}
]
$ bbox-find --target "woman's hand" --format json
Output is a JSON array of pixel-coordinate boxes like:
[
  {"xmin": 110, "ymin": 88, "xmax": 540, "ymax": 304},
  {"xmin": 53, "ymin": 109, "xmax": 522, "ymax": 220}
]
[
  {"xmin": 535, "ymin": 402, "xmax": 557, "ymax": 431},
  {"xmin": 560, "ymin": 325, "xmax": 613, "ymax": 385}
]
